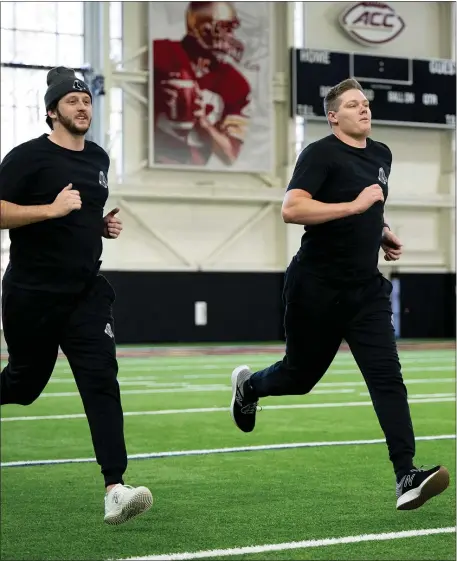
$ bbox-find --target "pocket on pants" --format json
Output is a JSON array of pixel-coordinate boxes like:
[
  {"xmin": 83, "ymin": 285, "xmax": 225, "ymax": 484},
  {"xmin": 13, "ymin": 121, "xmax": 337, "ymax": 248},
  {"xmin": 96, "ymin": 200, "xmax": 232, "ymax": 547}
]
[{"xmin": 97, "ymin": 275, "xmax": 116, "ymax": 304}]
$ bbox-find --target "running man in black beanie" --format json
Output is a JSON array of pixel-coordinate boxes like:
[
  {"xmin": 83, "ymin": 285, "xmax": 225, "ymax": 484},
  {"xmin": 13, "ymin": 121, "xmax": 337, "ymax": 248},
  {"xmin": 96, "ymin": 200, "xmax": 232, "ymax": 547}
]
[{"xmin": 0, "ymin": 67, "xmax": 153, "ymax": 525}]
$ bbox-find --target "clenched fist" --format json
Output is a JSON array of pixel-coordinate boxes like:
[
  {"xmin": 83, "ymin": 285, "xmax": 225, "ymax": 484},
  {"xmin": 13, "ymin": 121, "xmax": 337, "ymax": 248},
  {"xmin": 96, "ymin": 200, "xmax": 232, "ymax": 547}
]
[
  {"xmin": 382, "ymin": 229, "xmax": 403, "ymax": 261},
  {"xmin": 103, "ymin": 207, "xmax": 123, "ymax": 239},
  {"xmin": 351, "ymin": 184, "xmax": 384, "ymax": 214},
  {"xmin": 49, "ymin": 184, "xmax": 81, "ymax": 218}
]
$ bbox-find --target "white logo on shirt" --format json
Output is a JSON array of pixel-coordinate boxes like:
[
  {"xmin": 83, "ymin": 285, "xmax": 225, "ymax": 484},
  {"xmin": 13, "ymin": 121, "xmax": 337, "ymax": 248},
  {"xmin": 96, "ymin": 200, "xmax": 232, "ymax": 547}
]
[
  {"xmin": 99, "ymin": 171, "xmax": 108, "ymax": 188},
  {"xmin": 378, "ymin": 167, "xmax": 388, "ymax": 185},
  {"xmin": 105, "ymin": 323, "xmax": 114, "ymax": 338}
]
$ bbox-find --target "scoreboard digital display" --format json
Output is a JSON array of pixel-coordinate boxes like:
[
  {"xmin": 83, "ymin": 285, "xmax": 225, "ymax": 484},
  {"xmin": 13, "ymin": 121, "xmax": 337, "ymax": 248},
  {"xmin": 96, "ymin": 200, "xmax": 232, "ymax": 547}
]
[{"xmin": 291, "ymin": 48, "xmax": 456, "ymax": 129}]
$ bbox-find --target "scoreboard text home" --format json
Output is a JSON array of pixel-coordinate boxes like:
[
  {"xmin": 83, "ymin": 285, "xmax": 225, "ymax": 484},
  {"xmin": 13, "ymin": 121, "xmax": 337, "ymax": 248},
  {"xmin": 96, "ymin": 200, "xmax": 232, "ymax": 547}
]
[{"xmin": 291, "ymin": 48, "xmax": 456, "ymax": 129}]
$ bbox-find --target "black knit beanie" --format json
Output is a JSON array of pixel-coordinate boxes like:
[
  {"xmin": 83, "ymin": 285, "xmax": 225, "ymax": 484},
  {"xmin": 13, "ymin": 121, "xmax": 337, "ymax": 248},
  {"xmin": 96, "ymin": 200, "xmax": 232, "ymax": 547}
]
[{"xmin": 44, "ymin": 66, "xmax": 92, "ymax": 111}]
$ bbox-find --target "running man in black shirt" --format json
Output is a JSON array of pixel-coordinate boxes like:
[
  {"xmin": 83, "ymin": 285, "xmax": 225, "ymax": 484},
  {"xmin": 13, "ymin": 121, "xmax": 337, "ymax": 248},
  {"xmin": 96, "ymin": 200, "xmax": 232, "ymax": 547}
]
[
  {"xmin": 0, "ymin": 67, "xmax": 153, "ymax": 525},
  {"xmin": 230, "ymin": 79, "xmax": 449, "ymax": 511}
]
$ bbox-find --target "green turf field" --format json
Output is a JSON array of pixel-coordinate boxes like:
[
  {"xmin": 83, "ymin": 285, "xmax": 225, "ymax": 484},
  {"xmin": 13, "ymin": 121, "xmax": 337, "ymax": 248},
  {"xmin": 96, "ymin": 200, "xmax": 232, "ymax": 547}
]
[{"xmin": 1, "ymin": 345, "xmax": 455, "ymax": 560}]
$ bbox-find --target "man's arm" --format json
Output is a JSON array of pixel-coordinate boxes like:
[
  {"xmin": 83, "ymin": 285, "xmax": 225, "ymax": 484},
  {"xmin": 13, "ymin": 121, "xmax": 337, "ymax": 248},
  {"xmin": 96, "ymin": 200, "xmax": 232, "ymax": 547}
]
[
  {"xmin": 0, "ymin": 200, "xmax": 54, "ymax": 229},
  {"xmin": 382, "ymin": 213, "xmax": 396, "ymax": 243},
  {"xmin": 282, "ymin": 190, "xmax": 356, "ymax": 225},
  {"xmin": 0, "ymin": 185, "xmax": 81, "ymax": 230},
  {"xmin": 283, "ymin": 185, "xmax": 385, "ymax": 226},
  {"xmin": 380, "ymin": 214, "xmax": 402, "ymax": 260},
  {"xmin": 197, "ymin": 119, "xmax": 242, "ymax": 166},
  {"xmin": 0, "ymin": 146, "xmax": 53, "ymax": 229},
  {"xmin": 282, "ymin": 143, "xmax": 384, "ymax": 225},
  {"xmin": 196, "ymin": 79, "xmax": 251, "ymax": 166}
]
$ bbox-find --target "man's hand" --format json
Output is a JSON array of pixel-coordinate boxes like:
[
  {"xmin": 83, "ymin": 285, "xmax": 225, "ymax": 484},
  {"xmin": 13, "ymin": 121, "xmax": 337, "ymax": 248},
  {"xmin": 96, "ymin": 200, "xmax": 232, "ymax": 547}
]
[
  {"xmin": 194, "ymin": 89, "xmax": 211, "ymax": 131},
  {"xmin": 103, "ymin": 207, "xmax": 123, "ymax": 239},
  {"xmin": 381, "ymin": 228, "xmax": 402, "ymax": 261},
  {"xmin": 351, "ymin": 184, "xmax": 384, "ymax": 214},
  {"xmin": 49, "ymin": 184, "xmax": 81, "ymax": 218}
]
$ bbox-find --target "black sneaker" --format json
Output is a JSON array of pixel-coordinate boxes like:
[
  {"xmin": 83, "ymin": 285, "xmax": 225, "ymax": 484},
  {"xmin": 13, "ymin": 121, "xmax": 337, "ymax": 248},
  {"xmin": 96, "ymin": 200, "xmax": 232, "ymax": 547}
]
[
  {"xmin": 396, "ymin": 465, "xmax": 450, "ymax": 510},
  {"xmin": 230, "ymin": 365, "xmax": 259, "ymax": 433}
]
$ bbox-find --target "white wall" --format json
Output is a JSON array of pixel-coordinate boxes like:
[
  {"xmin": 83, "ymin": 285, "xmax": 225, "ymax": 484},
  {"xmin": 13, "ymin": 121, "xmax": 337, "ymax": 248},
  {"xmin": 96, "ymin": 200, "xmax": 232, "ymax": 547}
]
[
  {"xmin": 303, "ymin": 1, "xmax": 452, "ymax": 58},
  {"xmin": 103, "ymin": 1, "xmax": 455, "ymax": 274}
]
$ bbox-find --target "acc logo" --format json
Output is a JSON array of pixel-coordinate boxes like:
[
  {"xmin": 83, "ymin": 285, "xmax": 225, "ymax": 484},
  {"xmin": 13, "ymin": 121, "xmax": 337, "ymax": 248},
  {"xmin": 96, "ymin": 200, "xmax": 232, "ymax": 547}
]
[{"xmin": 339, "ymin": 2, "xmax": 406, "ymax": 46}]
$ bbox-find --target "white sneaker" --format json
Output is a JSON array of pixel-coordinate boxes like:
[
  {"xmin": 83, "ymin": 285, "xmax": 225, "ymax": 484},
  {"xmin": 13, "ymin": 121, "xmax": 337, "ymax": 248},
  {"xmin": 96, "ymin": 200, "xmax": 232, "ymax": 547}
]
[{"xmin": 104, "ymin": 484, "xmax": 153, "ymax": 525}]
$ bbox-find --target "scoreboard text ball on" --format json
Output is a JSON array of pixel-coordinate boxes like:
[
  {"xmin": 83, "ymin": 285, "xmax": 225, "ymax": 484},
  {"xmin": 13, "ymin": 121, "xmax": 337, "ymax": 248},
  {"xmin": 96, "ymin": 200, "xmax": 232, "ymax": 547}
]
[{"xmin": 290, "ymin": 48, "xmax": 456, "ymax": 129}]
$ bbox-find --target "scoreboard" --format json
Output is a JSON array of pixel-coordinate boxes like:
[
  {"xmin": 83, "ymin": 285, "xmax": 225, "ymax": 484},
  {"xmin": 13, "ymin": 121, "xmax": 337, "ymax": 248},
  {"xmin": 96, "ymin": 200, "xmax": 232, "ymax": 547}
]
[{"xmin": 290, "ymin": 48, "xmax": 456, "ymax": 129}]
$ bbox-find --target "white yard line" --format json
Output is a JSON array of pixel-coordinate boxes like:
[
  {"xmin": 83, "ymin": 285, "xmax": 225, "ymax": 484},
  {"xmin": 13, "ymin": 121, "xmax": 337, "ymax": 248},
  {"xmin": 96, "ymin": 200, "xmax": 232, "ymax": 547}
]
[
  {"xmin": 46, "ymin": 352, "xmax": 456, "ymax": 369},
  {"xmin": 1, "ymin": 396, "xmax": 455, "ymax": 423},
  {"xmin": 36, "ymin": 378, "xmax": 456, "ymax": 398},
  {"xmin": 115, "ymin": 527, "xmax": 456, "ymax": 561},
  {"xmin": 102, "ymin": 353, "xmax": 457, "ymax": 363},
  {"xmin": 179, "ymin": 366, "xmax": 454, "ymax": 379},
  {"xmin": 360, "ymin": 392, "xmax": 455, "ymax": 399},
  {"xmin": 1, "ymin": 434, "xmax": 454, "ymax": 468},
  {"xmin": 48, "ymin": 366, "xmax": 456, "ymax": 384},
  {"xmin": 54, "ymin": 363, "xmax": 455, "ymax": 375}
]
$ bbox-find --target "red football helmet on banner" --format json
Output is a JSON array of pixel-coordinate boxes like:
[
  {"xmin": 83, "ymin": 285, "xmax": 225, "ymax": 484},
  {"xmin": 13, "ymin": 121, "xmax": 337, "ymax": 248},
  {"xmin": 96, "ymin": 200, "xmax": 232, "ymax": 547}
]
[{"xmin": 185, "ymin": 1, "xmax": 244, "ymax": 63}]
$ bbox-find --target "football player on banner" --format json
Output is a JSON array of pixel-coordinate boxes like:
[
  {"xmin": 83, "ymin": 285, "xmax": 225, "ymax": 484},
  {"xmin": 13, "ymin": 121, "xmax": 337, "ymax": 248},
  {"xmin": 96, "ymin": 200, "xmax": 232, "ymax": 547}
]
[{"xmin": 153, "ymin": 1, "xmax": 252, "ymax": 167}]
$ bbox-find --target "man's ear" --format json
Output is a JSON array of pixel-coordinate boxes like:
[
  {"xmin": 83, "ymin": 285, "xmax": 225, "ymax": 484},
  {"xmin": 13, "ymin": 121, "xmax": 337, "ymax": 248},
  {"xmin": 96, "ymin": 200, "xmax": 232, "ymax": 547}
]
[{"xmin": 328, "ymin": 111, "xmax": 338, "ymax": 125}]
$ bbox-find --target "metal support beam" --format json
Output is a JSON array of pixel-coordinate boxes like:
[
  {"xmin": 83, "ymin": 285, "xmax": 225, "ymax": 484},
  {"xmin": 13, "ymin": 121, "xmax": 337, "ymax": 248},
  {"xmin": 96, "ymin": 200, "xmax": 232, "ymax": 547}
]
[
  {"xmin": 119, "ymin": 81, "xmax": 149, "ymax": 106},
  {"xmin": 112, "ymin": 69, "xmax": 149, "ymax": 85},
  {"xmin": 119, "ymin": 199, "xmax": 196, "ymax": 268},
  {"xmin": 120, "ymin": 46, "xmax": 149, "ymax": 67},
  {"xmin": 83, "ymin": 1, "xmax": 111, "ymax": 150},
  {"xmin": 117, "ymin": 190, "xmax": 285, "ymax": 204},
  {"xmin": 201, "ymin": 203, "xmax": 276, "ymax": 266},
  {"xmin": 113, "ymin": 188, "xmax": 455, "ymax": 209}
]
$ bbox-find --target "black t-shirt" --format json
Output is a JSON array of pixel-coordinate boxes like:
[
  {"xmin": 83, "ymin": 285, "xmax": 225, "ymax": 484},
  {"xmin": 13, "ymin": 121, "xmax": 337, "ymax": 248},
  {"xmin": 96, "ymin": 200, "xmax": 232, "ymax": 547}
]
[
  {"xmin": 0, "ymin": 134, "xmax": 110, "ymax": 293},
  {"xmin": 287, "ymin": 134, "xmax": 392, "ymax": 284}
]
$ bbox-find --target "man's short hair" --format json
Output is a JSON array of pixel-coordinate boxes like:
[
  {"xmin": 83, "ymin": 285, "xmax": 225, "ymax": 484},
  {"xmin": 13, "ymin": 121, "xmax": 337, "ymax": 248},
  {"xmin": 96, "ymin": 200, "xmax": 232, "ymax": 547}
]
[{"xmin": 323, "ymin": 78, "xmax": 365, "ymax": 117}]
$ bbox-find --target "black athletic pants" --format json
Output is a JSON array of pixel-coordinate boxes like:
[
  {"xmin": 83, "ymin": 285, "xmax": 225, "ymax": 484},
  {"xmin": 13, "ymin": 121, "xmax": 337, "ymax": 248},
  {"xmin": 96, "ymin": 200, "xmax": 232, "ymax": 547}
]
[
  {"xmin": 0, "ymin": 275, "xmax": 127, "ymax": 487},
  {"xmin": 250, "ymin": 258, "xmax": 415, "ymax": 478}
]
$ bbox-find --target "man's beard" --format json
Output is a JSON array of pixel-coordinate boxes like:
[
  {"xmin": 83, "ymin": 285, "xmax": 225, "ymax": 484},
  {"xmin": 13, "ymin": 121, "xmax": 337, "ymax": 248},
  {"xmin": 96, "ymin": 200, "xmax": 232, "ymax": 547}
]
[{"xmin": 56, "ymin": 107, "xmax": 91, "ymax": 136}]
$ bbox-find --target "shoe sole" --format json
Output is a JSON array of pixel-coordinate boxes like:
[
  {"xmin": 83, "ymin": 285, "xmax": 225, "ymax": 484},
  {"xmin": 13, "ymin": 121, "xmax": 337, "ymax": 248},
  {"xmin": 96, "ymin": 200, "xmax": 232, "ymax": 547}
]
[
  {"xmin": 396, "ymin": 466, "xmax": 450, "ymax": 510},
  {"xmin": 230, "ymin": 365, "xmax": 252, "ymax": 432},
  {"xmin": 104, "ymin": 487, "xmax": 153, "ymax": 525}
]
